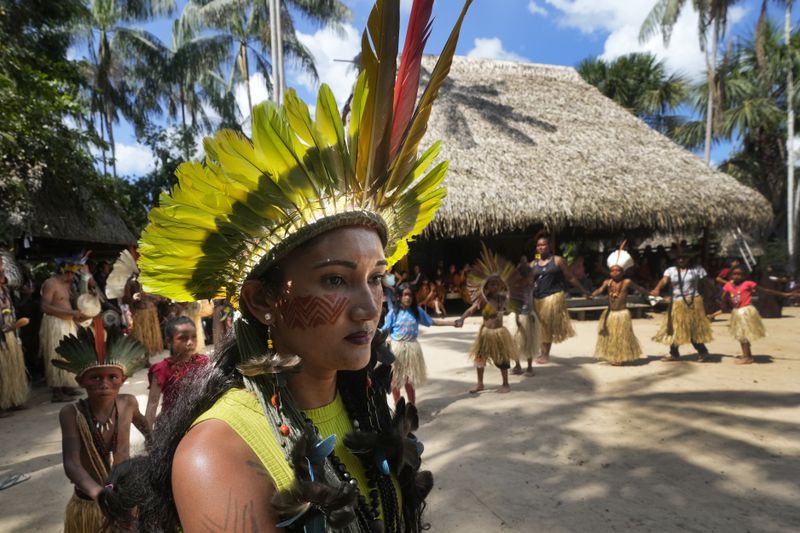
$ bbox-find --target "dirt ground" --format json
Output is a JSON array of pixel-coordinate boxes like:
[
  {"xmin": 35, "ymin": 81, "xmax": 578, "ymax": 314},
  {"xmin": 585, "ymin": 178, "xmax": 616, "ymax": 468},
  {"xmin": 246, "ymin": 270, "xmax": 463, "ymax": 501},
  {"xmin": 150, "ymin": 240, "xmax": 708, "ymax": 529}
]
[{"xmin": 1, "ymin": 311, "xmax": 798, "ymax": 532}]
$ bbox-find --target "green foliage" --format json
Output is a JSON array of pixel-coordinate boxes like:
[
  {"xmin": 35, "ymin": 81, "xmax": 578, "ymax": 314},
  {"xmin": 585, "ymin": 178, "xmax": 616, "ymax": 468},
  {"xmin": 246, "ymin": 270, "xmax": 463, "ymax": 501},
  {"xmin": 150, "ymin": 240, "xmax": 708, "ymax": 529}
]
[
  {"xmin": 676, "ymin": 18, "xmax": 800, "ymax": 232},
  {"xmin": 0, "ymin": 0, "xmax": 103, "ymax": 239},
  {"xmin": 577, "ymin": 53, "xmax": 688, "ymax": 134}
]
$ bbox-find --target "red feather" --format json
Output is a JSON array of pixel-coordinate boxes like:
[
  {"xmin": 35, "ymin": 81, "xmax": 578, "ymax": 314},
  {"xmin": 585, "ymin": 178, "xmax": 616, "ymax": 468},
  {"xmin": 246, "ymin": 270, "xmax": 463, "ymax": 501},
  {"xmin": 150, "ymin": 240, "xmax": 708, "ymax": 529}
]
[
  {"xmin": 93, "ymin": 316, "xmax": 106, "ymax": 364},
  {"xmin": 389, "ymin": 0, "xmax": 434, "ymax": 159}
]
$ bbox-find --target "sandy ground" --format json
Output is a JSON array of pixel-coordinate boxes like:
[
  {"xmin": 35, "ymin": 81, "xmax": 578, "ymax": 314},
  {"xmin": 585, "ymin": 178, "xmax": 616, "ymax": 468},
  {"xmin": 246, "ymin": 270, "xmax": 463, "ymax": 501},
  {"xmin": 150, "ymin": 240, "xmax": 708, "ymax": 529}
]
[{"xmin": 1, "ymin": 311, "xmax": 798, "ymax": 532}]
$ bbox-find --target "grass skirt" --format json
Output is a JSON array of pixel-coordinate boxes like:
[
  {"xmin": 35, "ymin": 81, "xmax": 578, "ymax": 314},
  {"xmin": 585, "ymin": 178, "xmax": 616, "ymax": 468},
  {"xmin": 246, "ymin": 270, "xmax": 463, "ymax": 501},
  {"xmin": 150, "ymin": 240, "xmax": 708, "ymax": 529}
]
[
  {"xmin": 0, "ymin": 331, "xmax": 29, "ymax": 409},
  {"xmin": 533, "ymin": 291, "xmax": 576, "ymax": 344},
  {"xmin": 594, "ymin": 309, "xmax": 642, "ymax": 364},
  {"xmin": 64, "ymin": 493, "xmax": 108, "ymax": 533},
  {"xmin": 729, "ymin": 305, "xmax": 765, "ymax": 344},
  {"xmin": 652, "ymin": 296, "xmax": 713, "ymax": 346},
  {"xmin": 40, "ymin": 315, "xmax": 77, "ymax": 388},
  {"xmin": 468, "ymin": 326, "xmax": 518, "ymax": 367},
  {"xmin": 390, "ymin": 339, "xmax": 427, "ymax": 388},
  {"xmin": 131, "ymin": 306, "xmax": 163, "ymax": 355},
  {"xmin": 515, "ymin": 313, "xmax": 541, "ymax": 359}
]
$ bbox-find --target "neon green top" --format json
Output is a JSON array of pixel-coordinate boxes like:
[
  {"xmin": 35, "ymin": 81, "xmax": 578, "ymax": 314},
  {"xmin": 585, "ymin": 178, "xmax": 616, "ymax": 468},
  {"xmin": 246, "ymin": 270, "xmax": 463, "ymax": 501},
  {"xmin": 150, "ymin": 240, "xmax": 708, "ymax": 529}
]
[{"xmin": 193, "ymin": 388, "xmax": 397, "ymax": 519}]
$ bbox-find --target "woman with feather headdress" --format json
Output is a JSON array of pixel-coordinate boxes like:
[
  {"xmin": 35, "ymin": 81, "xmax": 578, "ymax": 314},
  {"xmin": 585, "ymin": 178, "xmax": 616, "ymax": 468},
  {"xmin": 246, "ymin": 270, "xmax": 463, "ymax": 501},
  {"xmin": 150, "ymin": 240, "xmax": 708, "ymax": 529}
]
[
  {"xmin": 96, "ymin": 1, "xmax": 472, "ymax": 532},
  {"xmin": 455, "ymin": 245, "xmax": 522, "ymax": 394}
]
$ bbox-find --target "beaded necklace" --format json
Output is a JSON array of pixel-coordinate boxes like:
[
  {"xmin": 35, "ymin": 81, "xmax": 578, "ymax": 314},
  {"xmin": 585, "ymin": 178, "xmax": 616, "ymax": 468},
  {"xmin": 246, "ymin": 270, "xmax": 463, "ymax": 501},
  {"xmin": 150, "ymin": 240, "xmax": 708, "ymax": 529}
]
[
  {"xmin": 79, "ymin": 399, "xmax": 118, "ymax": 470},
  {"xmin": 244, "ymin": 373, "xmax": 401, "ymax": 533},
  {"xmin": 607, "ymin": 279, "xmax": 624, "ymax": 302}
]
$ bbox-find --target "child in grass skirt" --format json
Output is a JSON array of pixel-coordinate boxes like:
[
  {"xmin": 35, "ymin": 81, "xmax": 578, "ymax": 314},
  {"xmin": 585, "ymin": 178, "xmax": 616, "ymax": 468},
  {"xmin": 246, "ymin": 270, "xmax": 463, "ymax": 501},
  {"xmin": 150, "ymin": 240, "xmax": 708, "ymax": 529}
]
[
  {"xmin": 591, "ymin": 249, "xmax": 651, "ymax": 366},
  {"xmin": 720, "ymin": 266, "xmax": 796, "ymax": 365},
  {"xmin": 381, "ymin": 286, "xmax": 456, "ymax": 405}
]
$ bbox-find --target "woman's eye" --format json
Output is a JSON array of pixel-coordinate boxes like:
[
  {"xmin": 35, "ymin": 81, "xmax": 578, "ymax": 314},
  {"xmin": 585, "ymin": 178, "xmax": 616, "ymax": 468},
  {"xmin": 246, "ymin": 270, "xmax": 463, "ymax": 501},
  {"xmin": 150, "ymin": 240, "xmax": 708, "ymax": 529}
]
[
  {"xmin": 369, "ymin": 274, "xmax": 384, "ymax": 286},
  {"xmin": 323, "ymin": 275, "xmax": 346, "ymax": 287}
]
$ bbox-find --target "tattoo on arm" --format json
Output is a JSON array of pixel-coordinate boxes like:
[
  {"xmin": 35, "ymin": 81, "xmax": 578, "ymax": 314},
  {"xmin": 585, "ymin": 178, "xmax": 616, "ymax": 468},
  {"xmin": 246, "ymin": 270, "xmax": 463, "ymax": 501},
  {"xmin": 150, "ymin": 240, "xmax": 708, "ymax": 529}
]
[{"xmin": 201, "ymin": 489, "xmax": 262, "ymax": 533}]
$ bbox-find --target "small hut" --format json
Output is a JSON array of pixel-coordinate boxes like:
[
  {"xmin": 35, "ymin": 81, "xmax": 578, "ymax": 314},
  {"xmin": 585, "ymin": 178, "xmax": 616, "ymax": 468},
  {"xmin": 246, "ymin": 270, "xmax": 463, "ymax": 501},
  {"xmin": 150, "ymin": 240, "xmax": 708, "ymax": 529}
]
[
  {"xmin": 17, "ymin": 181, "xmax": 136, "ymax": 259},
  {"xmin": 409, "ymin": 55, "xmax": 773, "ymax": 268}
]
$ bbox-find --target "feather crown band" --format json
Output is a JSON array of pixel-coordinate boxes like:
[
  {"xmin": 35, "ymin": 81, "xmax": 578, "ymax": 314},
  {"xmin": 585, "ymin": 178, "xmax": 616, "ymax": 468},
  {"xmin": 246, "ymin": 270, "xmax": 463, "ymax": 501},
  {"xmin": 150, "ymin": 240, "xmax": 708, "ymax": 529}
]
[
  {"xmin": 53, "ymin": 328, "xmax": 146, "ymax": 379},
  {"xmin": 467, "ymin": 243, "xmax": 525, "ymax": 313},
  {"xmin": 138, "ymin": 0, "xmax": 473, "ymax": 307}
]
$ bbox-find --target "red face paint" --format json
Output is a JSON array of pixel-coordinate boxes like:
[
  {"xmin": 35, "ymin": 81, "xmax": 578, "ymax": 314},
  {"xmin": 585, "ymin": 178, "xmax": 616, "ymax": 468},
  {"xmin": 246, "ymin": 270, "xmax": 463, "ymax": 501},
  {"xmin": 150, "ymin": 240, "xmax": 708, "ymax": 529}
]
[{"xmin": 281, "ymin": 294, "xmax": 348, "ymax": 330}]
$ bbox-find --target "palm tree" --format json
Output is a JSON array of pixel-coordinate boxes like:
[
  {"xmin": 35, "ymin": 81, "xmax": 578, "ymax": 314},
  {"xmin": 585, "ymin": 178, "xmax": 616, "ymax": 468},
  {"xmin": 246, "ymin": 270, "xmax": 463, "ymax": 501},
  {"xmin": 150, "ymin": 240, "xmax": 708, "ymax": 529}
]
[
  {"xmin": 113, "ymin": 22, "xmax": 233, "ymax": 143},
  {"xmin": 674, "ymin": 18, "xmax": 798, "ymax": 235},
  {"xmin": 640, "ymin": 0, "xmax": 742, "ymax": 164},
  {"xmin": 180, "ymin": 0, "xmax": 349, "ymax": 119},
  {"xmin": 80, "ymin": 0, "xmax": 176, "ymax": 177},
  {"xmin": 577, "ymin": 53, "xmax": 688, "ymax": 134}
]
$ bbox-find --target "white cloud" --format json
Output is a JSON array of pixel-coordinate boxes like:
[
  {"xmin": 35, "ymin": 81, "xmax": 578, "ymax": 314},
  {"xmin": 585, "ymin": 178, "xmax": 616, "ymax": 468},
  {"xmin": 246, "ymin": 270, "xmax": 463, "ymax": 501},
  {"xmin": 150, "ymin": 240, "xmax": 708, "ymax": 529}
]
[
  {"xmin": 114, "ymin": 142, "xmax": 156, "ymax": 176},
  {"xmin": 466, "ymin": 37, "xmax": 527, "ymax": 62},
  {"xmin": 528, "ymin": 1, "xmax": 548, "ymax": 17},
  {"xmin": 294, "ymin": 24, "xmax": 361, "ymax": 106},
  {"xmin": 543, "ymin": 0, "xmax": 748, "ymax": 80}
]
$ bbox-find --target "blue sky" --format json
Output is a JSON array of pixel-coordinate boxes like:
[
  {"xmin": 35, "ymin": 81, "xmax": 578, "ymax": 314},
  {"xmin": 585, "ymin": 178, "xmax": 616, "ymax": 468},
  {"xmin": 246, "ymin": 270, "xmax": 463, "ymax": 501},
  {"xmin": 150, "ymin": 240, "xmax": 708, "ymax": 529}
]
[{"xmin": 100, "ymin": 0, "xmax": 788, "ymax": 176}]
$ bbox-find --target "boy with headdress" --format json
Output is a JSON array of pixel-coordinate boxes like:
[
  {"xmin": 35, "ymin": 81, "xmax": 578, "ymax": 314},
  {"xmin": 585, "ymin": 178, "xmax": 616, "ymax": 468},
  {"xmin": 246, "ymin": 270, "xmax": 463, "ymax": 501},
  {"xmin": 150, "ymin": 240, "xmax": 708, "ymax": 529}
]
[
  {"xmin": 40, "ymin": 254, "xmax": 88, "ymax": 402},
  {"xmin": 591, "ymin": 248, "xmax": 651, "ymax": 366},
  {"xmin": 55, "ymin": 327, "xmax": 149, "ymax": 532}
]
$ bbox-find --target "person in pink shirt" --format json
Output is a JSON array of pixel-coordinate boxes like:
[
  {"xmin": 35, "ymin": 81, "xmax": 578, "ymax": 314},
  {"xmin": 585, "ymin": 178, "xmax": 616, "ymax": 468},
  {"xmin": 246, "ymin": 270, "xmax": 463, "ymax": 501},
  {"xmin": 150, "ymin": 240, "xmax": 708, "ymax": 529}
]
[
  {"xmin": 720, "ymin": 266, "xmax": 794, "ymax": 365},
  {"xmin": 145, "ymin": 317, "xmax": 209, "ymax": 426}
]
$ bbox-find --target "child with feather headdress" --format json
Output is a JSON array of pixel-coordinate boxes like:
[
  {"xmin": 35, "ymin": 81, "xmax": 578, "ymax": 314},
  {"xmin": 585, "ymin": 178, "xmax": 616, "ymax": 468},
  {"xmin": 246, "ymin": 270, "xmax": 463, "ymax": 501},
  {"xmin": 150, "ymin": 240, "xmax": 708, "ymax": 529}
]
[
  {"xmin": 54, "ymin": 328, "xmax": 149, "ymax": 533},
  {"xmin": 455, "ymin": 245, "xmax": 523, "ymax": 393}
]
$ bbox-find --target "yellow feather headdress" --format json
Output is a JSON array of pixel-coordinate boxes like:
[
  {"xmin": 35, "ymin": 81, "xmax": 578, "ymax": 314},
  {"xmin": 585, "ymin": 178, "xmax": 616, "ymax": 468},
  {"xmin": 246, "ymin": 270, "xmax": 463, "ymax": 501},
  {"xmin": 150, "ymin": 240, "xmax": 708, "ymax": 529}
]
[
  {"xmin": 467, "ymin": 243, "xmax": 525, "ymax": 313},
  {"xmin": 138, "ymin": 0, "xmax": 472, "ymax": 307}
]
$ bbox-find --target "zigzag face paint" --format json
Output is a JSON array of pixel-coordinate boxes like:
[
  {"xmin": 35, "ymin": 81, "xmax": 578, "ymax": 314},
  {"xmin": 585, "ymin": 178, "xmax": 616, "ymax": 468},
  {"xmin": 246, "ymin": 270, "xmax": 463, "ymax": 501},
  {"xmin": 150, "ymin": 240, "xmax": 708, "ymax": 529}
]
[{"xmin": 281, "ymin": 294, "xmax": 348, "ymax": 330}]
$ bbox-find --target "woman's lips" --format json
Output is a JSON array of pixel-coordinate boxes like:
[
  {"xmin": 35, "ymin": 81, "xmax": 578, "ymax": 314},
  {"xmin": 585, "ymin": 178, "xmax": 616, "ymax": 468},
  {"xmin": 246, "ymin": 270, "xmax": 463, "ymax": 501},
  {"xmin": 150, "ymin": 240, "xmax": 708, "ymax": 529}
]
[{"xmin": 345, "ymin": 331, "xmax": 372, "ymax": 345}]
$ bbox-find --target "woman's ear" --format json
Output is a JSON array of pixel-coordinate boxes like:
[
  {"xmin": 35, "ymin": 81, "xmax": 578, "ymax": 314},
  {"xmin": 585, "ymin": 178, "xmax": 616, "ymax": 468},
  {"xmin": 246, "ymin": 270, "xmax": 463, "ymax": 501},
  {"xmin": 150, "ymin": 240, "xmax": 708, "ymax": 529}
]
[{"xmin": 240, "ymin": 280, "xmax": 277, "ymax": 326}]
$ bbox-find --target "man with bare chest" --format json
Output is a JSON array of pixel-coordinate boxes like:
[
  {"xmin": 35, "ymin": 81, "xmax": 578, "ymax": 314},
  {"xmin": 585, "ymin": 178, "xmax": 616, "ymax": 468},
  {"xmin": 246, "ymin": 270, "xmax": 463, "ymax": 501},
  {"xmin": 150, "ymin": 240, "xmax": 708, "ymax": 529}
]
[
  {"xmin": 40, "ymin": 258, "xmax": 88, "ymax": 401},
  {"xmin": 54, "ymin": 330, "xmax": 149, "ymax": 532}
]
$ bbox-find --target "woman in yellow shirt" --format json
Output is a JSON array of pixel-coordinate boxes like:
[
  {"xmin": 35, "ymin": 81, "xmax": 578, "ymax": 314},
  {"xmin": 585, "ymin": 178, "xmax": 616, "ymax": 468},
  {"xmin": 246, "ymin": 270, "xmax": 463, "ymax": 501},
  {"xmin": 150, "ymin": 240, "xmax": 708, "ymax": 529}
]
[{"xmin": 97, "ymin": 1, "xmax": 473, "ymax": 531}]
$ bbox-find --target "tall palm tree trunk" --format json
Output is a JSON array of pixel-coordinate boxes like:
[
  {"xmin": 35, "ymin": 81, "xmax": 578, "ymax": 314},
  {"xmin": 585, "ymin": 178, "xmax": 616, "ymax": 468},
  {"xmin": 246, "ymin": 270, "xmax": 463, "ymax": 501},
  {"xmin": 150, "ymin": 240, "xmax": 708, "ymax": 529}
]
[
  {"xmin": 239, "ymin": 41, "xmax": 252, "ymax": 115},
  {"xmin": 787, "ymin": 1, "xmax": 797, "ymax": 274},
  {"xmin": 704, "ymin": 20, "xmax": 720, "ymax": 164},
  {"xmin": 105, "ymin": 107, "xmax": 117, "ymax": 178},
  {"xmin": 98, "ymin": 110, "xmax": 107, "ymax": 176}
]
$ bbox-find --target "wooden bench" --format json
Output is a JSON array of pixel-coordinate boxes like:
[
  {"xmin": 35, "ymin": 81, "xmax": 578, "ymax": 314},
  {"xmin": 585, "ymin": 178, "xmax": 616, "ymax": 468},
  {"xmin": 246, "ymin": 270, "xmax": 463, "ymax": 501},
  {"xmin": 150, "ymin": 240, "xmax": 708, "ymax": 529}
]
[{"xmin": 566, "ymin": 296, "xmax": 651, "ymax": 320}]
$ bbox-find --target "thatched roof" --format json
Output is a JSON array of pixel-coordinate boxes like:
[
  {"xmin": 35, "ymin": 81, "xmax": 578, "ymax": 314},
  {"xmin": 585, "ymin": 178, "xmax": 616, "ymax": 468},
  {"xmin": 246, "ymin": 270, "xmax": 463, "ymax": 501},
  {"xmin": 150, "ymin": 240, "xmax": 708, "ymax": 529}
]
[
  {"xmin": 30, "ymin": 180, "xmax": 135, "ymax": 246},
  {"xmin": 422, "ymin": 56, "xmax": 773, "ymax": 238}
]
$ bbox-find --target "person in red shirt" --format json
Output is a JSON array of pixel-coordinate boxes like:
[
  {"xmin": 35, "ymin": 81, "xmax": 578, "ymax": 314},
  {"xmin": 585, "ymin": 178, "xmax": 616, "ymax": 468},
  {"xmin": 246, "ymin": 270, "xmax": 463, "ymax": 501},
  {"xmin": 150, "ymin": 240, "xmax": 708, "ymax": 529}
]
[
  {"xmin": 720, "ymin": 266, "xmax": 794, "ymax": 365},
  {"xmin": 145, "ymin": 317, "xmax": 209, "ymax": 426}
]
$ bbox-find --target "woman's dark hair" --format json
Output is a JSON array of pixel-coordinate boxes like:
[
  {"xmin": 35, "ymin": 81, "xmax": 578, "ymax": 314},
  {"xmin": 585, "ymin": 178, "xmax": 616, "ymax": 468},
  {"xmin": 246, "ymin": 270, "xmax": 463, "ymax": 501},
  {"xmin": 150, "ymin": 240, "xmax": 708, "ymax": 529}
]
[
  {"xmin": 163, "ymin": 316, "xmax": 196, "ymax": 341},
  {"xmin": 99, "ymin": 255, "xmax": 430, "ymax": 532}
]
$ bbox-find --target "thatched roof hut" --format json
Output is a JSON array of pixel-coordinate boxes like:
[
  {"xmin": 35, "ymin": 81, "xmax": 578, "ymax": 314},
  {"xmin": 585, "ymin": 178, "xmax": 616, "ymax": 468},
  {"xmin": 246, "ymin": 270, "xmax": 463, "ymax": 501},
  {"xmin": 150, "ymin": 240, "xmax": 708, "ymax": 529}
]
[
  {"xmin": 19, "ymin": 180, "xmax": 136, "ymax": 258},
  {"xmin": 422, "ymin": 56, "xmax": 773, "ymax": 238}
]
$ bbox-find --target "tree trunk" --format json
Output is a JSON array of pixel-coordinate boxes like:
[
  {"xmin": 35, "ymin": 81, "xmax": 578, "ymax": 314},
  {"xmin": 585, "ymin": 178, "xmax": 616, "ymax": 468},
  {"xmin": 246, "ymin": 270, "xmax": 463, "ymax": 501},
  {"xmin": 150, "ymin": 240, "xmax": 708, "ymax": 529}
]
[
  {"xmin": 788, "ymin": 0, "xmax": 797, "ymax": 274},
  {"xmin": 98, "ymin": 111, "xmax": 107, "ymax": 176},
  {"xmin": 106, "ymin": 107, "xmax": 117, "ymax": 179},
  {"xmin": 240, "ymin": 41, "xmax": 252, "ymax": 116},
  {"xmin": 180, "ymin": 83, "xmax": 187, "ymax": 132},
  {"xmin": 704, "ymin": 21, "xmax": 719, "ymax": 164}
]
